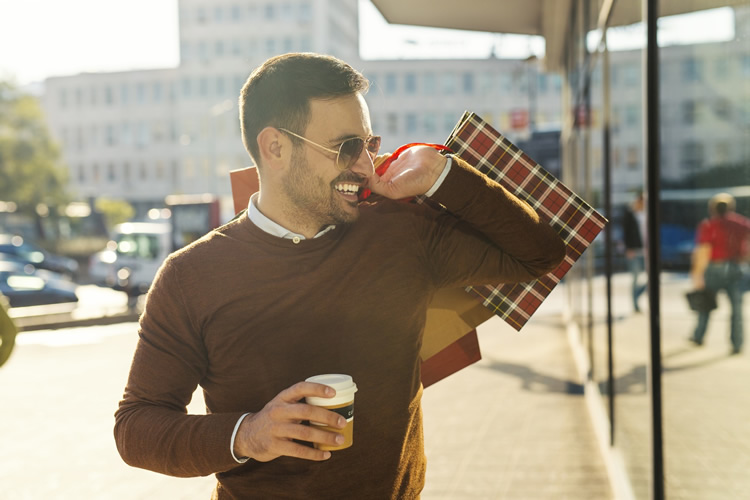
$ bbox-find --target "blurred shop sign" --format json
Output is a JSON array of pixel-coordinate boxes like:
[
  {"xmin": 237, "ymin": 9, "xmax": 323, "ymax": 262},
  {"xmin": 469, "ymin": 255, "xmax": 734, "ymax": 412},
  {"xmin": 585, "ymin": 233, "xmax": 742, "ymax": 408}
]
[{"xmin": 510, "ymin": 109, "xmax": 529, "ymax": 130}]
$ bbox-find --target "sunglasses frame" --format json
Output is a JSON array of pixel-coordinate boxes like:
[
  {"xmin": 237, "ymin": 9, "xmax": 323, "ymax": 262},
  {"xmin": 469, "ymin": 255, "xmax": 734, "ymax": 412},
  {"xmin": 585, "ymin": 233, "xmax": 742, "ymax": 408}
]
[{"xmin": 278, "ymin": 128, "xmax": 381, "ymax": 171}]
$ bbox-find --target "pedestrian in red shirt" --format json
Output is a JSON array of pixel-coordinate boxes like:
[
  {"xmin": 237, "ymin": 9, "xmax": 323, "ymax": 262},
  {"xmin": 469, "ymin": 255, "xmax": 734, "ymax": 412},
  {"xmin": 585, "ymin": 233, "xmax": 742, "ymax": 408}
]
[{"xmin": 689, "ymin": 193, "xmax": 750, "ymax": 354}]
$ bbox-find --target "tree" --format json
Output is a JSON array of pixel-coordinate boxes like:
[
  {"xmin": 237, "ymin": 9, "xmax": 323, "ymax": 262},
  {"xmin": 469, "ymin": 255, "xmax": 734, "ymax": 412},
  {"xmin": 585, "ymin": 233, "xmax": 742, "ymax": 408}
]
[
  {"xmin": 0, "ymin": 81, "xmax": 70, "ymax": 238},
  {"xmin": 95, "ymin": 197, "xmax": 135, "ymax": 230}
]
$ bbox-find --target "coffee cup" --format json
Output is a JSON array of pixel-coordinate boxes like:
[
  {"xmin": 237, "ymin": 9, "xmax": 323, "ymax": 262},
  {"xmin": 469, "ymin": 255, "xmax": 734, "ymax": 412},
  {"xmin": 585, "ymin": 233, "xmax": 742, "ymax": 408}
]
[{"xmin": 305, "ymin": 374, "xmax": 357, "ymax": 451}]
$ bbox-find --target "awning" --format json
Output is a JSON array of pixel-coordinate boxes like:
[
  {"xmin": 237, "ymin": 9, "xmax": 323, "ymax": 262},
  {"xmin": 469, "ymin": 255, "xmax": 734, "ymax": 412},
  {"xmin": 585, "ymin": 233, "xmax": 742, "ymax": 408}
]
[{"xmin": 370, "ymin": 0, "xmax": 745, "ymax": 70}]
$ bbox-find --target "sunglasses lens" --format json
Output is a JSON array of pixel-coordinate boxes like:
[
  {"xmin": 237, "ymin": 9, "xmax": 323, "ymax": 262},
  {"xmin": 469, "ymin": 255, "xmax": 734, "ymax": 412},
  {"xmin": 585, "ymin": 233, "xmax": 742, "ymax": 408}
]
[
  {"xmin": 338, "ymin": 138, "xmax": 365, "ymax": 170},
  {"xmin": 337, "ymin": 137, "xmax": 382, "ymax": 170},
  {"xmin": 366, "ymin": 136, "xmax": 381, "ymax": 155}
]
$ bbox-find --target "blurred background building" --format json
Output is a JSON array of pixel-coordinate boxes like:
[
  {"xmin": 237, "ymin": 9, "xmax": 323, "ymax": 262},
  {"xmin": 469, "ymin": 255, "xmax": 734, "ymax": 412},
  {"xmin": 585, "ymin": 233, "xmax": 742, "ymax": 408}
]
[{"xmin": 35, "ymin": 0, "xmax": 554, "ymax": 219}]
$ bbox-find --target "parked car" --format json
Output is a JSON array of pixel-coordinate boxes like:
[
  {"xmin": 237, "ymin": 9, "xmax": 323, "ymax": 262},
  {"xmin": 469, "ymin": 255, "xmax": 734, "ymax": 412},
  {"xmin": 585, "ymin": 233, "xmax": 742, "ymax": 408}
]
[
  {"xmin": 0, "ymin": 261, "xmax": 79, "ymax": 308},
  {"xmin": 0, "ymin": 234, "xmax": 79, "ymax": 278},
  {"xmin": 88, "ymin": 222, "xmax": 171, "ymax": 295},
  {"xmin": 89, "ymin": 195, "xmax": 221, "ymax": 296}
]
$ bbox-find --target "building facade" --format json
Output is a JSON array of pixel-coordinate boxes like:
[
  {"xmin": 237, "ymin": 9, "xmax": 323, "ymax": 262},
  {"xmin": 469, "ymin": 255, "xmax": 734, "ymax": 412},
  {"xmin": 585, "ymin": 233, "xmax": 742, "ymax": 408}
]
[
  {"xmin": 41, "ymin": 1, "xmax": 748, "ymax": 220},
  {"xmin": 41, "ymin": 0, "xmax": 565, "ymax": 217}
]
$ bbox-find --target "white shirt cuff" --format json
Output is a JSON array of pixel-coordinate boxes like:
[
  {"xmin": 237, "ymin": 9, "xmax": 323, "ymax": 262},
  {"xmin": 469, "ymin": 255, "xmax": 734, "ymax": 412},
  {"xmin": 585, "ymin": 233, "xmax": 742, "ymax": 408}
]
[
  {"xmin": 425, "ymin": 155, "xmax": 452, "ymax": 197},
  {"xmin": 231, "ymin": 412, "xmax": 251, "ymax": 463}
]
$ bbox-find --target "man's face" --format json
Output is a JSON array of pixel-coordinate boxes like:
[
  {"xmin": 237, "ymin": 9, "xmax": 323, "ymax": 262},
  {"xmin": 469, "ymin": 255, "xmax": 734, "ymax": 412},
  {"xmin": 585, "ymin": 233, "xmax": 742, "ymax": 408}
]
[{"xmin": 281, "ymin": 94, "xmax": 375, "ymax": 232}]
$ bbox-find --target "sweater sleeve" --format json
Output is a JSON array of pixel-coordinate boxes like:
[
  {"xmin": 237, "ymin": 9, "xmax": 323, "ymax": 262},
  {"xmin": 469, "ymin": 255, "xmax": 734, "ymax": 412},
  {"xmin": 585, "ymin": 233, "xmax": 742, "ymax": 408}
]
[
  {"xmin": 113, "ymin": 258, "xmax": 246, "ymax": 477},
  {"xmin": 424, "ymin": 155, "xmax": 566, "ymax": 287}
]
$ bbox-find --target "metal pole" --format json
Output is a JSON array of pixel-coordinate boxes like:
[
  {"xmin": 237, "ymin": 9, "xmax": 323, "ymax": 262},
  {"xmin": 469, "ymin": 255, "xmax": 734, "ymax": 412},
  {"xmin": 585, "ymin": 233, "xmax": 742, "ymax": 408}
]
[
  {"xmin": 528, "ymin": 60, "xmax": 537, "ymax": 133},
  {"xmin": 582, "ymin": 0, "xmax": 594, "ymax": 379},
  {"xmin": 644, "ymin": 0, "xmax": 664, "ymax": 498},
  {"xmin": 602, "ymin": 31, "xmax": 615, "ymax": 447}
]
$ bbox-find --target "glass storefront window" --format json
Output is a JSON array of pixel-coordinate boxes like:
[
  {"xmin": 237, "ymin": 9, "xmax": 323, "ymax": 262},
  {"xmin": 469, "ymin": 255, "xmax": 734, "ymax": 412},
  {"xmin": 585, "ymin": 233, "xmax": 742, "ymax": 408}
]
[
  {"xmin": 565, "ymin": 2, "xmax": 750, "ymax": 499},
  {"xmin": 659, "ymin": 4, "xmax": 750, "ymax": 500}
]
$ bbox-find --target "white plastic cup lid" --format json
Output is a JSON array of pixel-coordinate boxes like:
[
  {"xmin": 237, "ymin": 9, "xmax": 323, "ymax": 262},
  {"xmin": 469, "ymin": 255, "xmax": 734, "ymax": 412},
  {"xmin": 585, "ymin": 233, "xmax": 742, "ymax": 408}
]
[{"xmin": 305, "ymin": 374, "xmax": 357, "ymax": 407}]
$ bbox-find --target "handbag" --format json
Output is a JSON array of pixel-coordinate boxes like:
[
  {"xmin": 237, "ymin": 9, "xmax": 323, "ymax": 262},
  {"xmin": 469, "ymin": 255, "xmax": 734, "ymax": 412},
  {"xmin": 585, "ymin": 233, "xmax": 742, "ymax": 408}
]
[{"xmin": 686, "ymin": 289, "xmax": 717, "ymax": 312}]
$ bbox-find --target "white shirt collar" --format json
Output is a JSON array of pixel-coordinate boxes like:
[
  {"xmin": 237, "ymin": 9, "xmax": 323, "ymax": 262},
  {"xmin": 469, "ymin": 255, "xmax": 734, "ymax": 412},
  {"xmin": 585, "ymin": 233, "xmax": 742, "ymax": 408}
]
[{"xmin": 246, "ymin": 192, "xmax": 336, "ymax": 240}]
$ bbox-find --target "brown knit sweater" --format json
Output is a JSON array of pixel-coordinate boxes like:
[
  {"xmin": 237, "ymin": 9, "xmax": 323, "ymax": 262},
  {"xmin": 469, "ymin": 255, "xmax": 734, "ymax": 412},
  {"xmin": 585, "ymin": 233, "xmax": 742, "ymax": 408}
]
[{"xmin": 114, "ymin": 157, "xmax": 565, "ymax": 499}]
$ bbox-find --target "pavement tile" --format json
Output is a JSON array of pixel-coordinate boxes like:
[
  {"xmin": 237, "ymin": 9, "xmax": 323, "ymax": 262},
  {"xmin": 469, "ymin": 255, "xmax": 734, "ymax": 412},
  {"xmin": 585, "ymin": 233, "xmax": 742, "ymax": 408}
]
[{"xmin": 422, "ymin": 311, "xmax": 612, "ymax": 499}]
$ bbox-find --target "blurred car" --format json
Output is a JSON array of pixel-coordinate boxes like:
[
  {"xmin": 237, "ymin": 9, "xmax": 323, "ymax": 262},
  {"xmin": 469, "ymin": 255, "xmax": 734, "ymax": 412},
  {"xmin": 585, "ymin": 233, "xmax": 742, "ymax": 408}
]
[
  {"xmin": 0, "ymin": 234, "xmax": 79, "ymax": 278},
  {"xmin": 88, "ymin": 222, "xmax": 171, "ymax": 295},
  {"xmin": 0, "ymin": 261, "xmax": 79, "ymax": 308}
]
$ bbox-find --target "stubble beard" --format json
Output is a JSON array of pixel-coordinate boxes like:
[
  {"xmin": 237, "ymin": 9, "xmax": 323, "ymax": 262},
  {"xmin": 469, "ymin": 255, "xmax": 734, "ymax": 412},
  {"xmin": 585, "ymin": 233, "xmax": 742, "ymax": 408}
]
[{"xmin": 282, "ymin": 146, "xmax": 361, "ymax": 232}]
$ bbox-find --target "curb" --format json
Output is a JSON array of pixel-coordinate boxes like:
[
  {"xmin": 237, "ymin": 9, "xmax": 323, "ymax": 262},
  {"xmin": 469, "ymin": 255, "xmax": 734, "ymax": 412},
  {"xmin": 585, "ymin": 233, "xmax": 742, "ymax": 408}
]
[{"xmin": 14, "ymin": 312, "xmax": 140, "ymax": 332}]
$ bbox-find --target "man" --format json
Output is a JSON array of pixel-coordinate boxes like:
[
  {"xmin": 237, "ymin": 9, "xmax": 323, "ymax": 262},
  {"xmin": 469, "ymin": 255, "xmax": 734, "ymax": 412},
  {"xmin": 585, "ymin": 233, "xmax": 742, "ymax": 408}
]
[
  {"xmin": 114, "ymin": 53, "xmax": 565, "ymax": 499},
  {"xmin": 689, "ymin": 193, "xmax": 750, "ymax": 354},
  {"xmin": 622, "ymin": 191, "xmax": 647, "ymax": 312}
]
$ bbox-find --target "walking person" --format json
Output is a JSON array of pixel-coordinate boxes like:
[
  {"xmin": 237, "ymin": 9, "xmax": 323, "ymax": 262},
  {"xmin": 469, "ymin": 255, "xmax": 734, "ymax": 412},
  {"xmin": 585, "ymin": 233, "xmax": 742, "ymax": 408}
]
[
  {"xmin": 623, "ymin": 191, "xmax": 647, "ymax": 312},
  {"xmin": 689, "ymin": 193, "xmax": 750, "ymax": 354},
  {"xmin": 113, "ymin": 53, "xmax": 565, "ymax": 499}
]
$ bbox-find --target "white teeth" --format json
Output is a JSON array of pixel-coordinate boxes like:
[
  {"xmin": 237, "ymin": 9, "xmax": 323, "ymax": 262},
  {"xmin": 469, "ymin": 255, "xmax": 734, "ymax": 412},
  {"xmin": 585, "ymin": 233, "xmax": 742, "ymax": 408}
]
[{"xmin": 336, "ymin": 183, "xmax": 359, "ymax": 194}]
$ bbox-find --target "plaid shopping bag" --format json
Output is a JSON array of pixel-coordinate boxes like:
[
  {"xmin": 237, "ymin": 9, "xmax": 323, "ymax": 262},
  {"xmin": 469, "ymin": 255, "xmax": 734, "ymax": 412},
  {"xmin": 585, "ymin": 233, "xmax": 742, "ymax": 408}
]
[{"xmin": 421, "ymin": 111, "xmax": 608, "ymax": 331}]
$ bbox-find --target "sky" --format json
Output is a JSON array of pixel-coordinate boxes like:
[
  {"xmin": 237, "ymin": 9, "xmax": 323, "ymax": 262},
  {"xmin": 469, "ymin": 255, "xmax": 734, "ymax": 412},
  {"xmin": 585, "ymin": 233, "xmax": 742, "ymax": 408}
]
[
  {"xmin": 0, "ymin": 0, "xmax": 181, "ymax": 85},
  {"xmin": 1, "ymin": 0, "xmax": 535, "ymax": 86},
  {"xmin": 0, "ymin": 0, "xmax": 735, "ymax": 87}
]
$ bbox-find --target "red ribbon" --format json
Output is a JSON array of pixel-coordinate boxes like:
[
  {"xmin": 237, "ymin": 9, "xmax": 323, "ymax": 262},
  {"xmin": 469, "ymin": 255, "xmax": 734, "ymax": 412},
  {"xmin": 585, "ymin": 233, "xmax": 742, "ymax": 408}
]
[{"xmin": 359, "ymin": 143, "xmax": 453, "ymax": 201}]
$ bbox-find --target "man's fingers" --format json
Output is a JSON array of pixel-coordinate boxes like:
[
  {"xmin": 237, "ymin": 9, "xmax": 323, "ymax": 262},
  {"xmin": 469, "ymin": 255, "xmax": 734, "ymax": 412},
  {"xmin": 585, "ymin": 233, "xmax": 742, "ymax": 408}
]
[
  {"xmin": 236, "ymin": 381, "xmax": 347, "ymax": 462},
  {"xmin": 273, "ymin": 439, "xmax": 332, "ymax": 461},
  {"xmin": 268, "ymin": 402, "xmax": 346, "ymax": 429},
  {"xmin": 255, "ymin": 422, "xmax": 344, "ymax": 462},
  {"xmin": 251, "ymin": 434, "xmax": 332, "ymax": 462},
  {"xmin": 275, "ymin": 422, "xmax": 346, "ymax": 448},
  {"xmin": 277, "ymin": 381, "xmax": 335, "ymax": 403},
  {"xmin": 273, "ymin": 382, "xmax": 346, "ymax": 427}
]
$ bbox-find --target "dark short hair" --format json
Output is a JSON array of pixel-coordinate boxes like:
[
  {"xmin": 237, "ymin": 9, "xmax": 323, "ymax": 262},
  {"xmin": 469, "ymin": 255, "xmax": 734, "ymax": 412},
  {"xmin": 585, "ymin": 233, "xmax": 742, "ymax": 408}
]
[{"xmin": 239, "ymin": 53, "xmax": 369, "ymax": 165}]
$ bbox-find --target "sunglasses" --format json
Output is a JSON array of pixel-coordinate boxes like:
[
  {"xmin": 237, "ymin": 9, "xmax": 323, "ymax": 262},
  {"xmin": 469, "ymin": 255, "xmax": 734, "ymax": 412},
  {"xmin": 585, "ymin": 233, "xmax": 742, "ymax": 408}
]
[{"xmin": 278, "ymin": 128, "xmax": 382, "ymax": 171}]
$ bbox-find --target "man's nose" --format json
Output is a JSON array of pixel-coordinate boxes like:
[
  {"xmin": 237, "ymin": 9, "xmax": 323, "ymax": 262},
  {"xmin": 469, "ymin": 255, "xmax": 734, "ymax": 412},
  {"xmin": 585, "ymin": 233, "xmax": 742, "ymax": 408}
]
[{"xmin": 349, "ymin": 146, "xmax": 375, "ymax": 177}]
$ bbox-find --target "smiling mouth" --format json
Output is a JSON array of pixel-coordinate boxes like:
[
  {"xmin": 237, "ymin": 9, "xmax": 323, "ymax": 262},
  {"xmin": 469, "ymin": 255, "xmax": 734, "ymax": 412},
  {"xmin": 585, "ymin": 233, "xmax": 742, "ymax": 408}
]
[
  {"xmin": 333, "ymin": 178, "xmax": 369, "ymax": 203},
  {"xmin": 335, "ymin": 182, "xmax": 362, "ymax": 196}
]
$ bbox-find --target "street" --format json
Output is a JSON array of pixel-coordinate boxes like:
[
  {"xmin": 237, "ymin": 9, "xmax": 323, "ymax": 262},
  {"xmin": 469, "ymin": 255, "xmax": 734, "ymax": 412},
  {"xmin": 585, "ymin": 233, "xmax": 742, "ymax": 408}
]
[{"xmin": 0, "ymin": 322, "xmax": 216, "ymax": 499}]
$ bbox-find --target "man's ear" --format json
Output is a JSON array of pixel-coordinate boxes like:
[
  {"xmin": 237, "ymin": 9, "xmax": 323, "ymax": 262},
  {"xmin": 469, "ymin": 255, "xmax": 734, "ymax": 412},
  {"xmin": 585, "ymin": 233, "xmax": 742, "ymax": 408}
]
[{"xmin": 257, "ymin": 127, "xmax": 289, "ymax": 171}]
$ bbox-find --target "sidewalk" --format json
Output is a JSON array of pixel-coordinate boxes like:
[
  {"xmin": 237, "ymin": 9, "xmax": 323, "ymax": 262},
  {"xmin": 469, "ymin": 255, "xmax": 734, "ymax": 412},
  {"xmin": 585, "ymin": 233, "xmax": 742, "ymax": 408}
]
[
  {"xmin": 585, "ymin": 272, "xmax": 750, "ymax": 500},
  {"xmin": 421, "ymin": 292, "xmax": 612, "ymax": 499}
]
